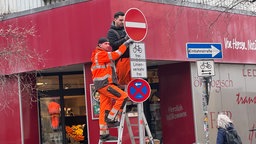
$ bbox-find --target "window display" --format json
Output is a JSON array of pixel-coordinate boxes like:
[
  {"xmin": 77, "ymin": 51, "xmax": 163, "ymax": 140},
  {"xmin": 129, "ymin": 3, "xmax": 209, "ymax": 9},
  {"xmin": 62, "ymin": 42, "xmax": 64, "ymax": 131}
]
[
  {"xmin": 40, "ymin": 97, "xmax": 63, "ymax": 144},
  {"xmin": 37, "ymin": 73, "xmax": 87, "ymax": 144},
  {"xmin": 37, "ymin": 75, "xmax": 59, "ymax": 90},
  {"xmin": 64, "ymin": 95, "xmax": 87, "ymax": 144}
]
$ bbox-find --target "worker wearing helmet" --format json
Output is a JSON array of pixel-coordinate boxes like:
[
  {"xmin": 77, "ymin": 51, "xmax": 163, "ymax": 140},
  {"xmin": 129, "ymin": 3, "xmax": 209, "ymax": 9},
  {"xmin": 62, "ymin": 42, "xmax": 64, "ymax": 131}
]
[{"xmin": 91, "ymin": 37, "xmax": 133, "ymax": 141}]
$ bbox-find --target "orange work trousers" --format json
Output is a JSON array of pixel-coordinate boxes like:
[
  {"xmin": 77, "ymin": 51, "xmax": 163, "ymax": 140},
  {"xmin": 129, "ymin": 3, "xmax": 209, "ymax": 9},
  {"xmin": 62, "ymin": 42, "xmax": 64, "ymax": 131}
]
[
  {"xmin": 116, "ymin": 58, "xmax": 131, "ymax": 85},
  {"xmin": 97, "ymin": 84, "xmax": 128, "ymax": 126}
]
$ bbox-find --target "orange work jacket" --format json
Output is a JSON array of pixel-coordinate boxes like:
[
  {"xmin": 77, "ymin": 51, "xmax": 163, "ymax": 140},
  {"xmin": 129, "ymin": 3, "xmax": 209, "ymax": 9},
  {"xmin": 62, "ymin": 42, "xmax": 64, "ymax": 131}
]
[{"xmin": 91, "ymin": 44, "xmax": 127, "ymax": 90}]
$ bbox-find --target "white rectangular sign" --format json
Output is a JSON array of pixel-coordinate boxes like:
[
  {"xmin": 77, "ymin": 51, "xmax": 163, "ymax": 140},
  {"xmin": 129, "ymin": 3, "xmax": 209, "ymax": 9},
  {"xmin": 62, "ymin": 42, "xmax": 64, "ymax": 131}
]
[
  {"xmin": 130, "ymin": 61, "xmax": 147, "ymax": 78},
  {"xmin": 196, "ymin": 60, "xmax": 215, "ymax": 77},
  {"xmin": 129, "ymin": 42, "xmax": 147, "ymax": 78},
  {"xmin": 129, "ymin": 43, "xmax": 146, "ymax": 59}
]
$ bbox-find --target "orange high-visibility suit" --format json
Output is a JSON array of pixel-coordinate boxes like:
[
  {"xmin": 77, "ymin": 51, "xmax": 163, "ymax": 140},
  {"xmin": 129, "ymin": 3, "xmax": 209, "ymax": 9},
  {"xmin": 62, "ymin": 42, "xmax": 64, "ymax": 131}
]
[
  {"xmin": 91, "ymin": 41, "xmax": 128, "ymax": 136},
  {"xmin": 116, "ymin": 58, "xmax": 131, "ymax": 85},
  {"xmin": 48, "ymin": 101, "xmax": 60, "ymax": 129}
]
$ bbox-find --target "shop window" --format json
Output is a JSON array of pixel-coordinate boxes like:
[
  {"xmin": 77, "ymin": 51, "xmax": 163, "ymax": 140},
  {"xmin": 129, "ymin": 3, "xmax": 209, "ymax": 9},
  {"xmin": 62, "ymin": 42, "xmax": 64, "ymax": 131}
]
[
  {"xmin": 37, "ymin": 76, "xmax": 59, "ymax": 90},
  {"xmin": 37, "ymin": 72, "xmax": 87, "ymax": 144},
  {"xmin": 64, "ymin": 95, "xmax": 86, "ymax": 143},
  {"xmin": 63, "ymin": 74, "xmax": 84, "ymax": 89},
  {"xmin": 39, "ymin": 97, "xmax": 63, "ymax": 144}
]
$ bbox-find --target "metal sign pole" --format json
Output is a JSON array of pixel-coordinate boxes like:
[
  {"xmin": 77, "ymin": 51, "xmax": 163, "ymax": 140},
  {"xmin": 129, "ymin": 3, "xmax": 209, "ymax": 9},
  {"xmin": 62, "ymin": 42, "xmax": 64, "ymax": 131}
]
[
  {"xmin": 201, "ymin": 76, "xmax": 212, "ymax": 144},
  {"xmin": 127, "ymin": 79, "xmax": 153, "ymax": 143},
  {"xmin": 137, "ymin": 103, "xmax": 145, "ymax": 144}
]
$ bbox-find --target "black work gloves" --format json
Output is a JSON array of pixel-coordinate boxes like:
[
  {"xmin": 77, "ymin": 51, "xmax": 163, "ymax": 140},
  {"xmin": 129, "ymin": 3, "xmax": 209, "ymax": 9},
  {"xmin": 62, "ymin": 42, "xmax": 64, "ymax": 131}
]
[{"xmin": 124, "ymin": 39, "xmax": 134, "ymax": 47}]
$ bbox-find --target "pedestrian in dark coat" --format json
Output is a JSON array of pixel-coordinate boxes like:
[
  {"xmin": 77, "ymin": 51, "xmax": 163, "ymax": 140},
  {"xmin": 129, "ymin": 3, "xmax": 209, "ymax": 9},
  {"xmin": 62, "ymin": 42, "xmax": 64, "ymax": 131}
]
[{"xmin": 216, "ymin": 113, "xmax": 237, "ymax": 144}]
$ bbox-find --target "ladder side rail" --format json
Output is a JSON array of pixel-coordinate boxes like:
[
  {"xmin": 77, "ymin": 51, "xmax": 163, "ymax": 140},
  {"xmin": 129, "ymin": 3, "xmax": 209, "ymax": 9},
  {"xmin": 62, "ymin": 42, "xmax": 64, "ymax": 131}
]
[
  {"xmin": 117, "ymin": 104, "xmax": 127, "ymax": 144},
  {"xmin": 125, "ymin": 113, "xmax": 136, "ymax": 144},
  {"xmin": 124, "ymin": 84, "xmax": 136, "ymax": 144},
  {"xmin": 142, "ymin": 113, "xmax": 154, "ymax": 144}
]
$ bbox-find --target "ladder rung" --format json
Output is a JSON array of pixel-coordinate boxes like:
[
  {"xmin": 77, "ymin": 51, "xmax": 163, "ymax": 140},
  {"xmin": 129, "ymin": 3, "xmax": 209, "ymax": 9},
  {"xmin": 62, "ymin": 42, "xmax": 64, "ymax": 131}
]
[
  {"xmin": 129, "ymin": 124, "xmax": 138, "ymax": 127},
  {"xmin": 133, "ymin": 136, "xmax": 140, "ymax": 139},
  {"xmin": 99, "ymin": 140, "xmax": 118, "ymax": 142}
]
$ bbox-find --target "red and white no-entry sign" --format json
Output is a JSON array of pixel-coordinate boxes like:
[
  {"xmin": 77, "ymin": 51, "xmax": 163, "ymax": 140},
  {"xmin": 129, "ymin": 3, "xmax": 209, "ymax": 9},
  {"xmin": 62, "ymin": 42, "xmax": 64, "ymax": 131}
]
[{"xmin": 124, "ymin": 8, "xmax": 148, "ymax": 42}]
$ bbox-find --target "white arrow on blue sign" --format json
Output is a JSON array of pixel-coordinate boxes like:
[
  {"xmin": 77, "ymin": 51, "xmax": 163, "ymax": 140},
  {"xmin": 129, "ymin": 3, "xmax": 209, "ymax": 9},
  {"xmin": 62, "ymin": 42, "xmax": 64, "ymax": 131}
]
[{"xmin": 186, "ymin": 43, "xmax": 222, "ymax": 59}]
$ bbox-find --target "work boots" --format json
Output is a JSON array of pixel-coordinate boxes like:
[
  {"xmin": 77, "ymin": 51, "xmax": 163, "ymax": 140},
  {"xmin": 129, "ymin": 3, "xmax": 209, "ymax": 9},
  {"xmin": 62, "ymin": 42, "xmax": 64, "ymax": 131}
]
[{"xmin": 105, "ymin": 110, "xmax": 120, "ymax": 127}]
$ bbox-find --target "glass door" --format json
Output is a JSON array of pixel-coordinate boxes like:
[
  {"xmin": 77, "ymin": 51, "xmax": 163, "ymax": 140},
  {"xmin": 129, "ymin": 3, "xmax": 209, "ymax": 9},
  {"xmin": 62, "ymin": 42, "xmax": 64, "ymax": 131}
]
[
  {"xmin": 37, "ymin": 75, "xmax": 65, "ymax": 144},
  {"xmin": 39, "ymin": 96, "xmax": 63, "ymax": 144},
  {"xmin": 37, "ymin": 72, "xmax": 86, "ymax": 144}
]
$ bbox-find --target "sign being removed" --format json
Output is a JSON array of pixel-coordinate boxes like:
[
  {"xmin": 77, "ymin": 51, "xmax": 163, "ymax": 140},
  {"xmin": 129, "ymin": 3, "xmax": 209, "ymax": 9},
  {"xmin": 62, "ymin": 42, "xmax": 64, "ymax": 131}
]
[{"xmin": 129, "ymin": 43, "xmax": 147, "ymax": 78}]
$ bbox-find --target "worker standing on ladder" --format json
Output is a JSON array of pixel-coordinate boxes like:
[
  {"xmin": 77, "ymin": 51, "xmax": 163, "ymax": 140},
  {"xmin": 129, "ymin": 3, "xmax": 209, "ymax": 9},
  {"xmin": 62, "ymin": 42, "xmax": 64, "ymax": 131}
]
[
  {"xmin": 107, "ymin": 11, "xmax": 131, "ymax": 85},
  {"xmin": 91, "ymin": 37, "xmax": 133, "ymax": 141}
]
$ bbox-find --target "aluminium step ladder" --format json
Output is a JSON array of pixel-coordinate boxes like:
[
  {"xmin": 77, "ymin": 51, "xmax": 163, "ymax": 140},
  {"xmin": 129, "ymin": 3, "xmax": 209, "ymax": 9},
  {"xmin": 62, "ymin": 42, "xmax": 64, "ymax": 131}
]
[
  {"xmin": 98, "ymin": 102, "xmax": 155, "ymax": 144},
  {"xmin": 98, "ymin": 103, "xmax": 128, "ymax": 144}
]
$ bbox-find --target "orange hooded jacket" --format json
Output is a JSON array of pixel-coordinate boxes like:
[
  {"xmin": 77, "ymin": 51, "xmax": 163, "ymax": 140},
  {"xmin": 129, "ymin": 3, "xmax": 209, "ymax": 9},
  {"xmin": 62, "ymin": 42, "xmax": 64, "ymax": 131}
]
[{"xmin": 91, "ymin": 44, "xmax": 127, "ymax": 90}]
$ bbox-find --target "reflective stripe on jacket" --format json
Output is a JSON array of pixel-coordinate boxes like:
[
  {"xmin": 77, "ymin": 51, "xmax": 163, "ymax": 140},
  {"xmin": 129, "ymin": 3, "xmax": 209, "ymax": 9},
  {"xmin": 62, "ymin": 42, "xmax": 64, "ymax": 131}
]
[{"xmin": 91, "ymin": 44, "xmax": 127, "ymax": 90}]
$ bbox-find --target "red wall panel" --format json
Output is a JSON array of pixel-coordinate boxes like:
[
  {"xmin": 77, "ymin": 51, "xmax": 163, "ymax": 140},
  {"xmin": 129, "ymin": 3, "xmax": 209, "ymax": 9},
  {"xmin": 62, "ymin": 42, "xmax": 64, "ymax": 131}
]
[
  {"xmin": 0, "ymin": 77, "xmax": 22, "ymax": 144},
  {"xmin": 159, "ymin": 62, "xmax": 195, "ymax": 143},
  {"xmin": 0, "ymin": 0, "xmax": 113, "ymax": 74},
  {"xmin": 21, "ymin": 74, "xmax": 39, "ymax": 144}
]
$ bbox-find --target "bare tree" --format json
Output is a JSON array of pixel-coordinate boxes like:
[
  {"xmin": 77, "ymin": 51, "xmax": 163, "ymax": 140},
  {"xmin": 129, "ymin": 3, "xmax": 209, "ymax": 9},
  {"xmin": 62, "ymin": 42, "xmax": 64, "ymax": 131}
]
[
  {"xmin": 207, "ymin": 0, "xmax": 256, "ymax": 27},
  {"xmin": 0, "ymin": 23, "xmax": 46, "ymax": 113}
]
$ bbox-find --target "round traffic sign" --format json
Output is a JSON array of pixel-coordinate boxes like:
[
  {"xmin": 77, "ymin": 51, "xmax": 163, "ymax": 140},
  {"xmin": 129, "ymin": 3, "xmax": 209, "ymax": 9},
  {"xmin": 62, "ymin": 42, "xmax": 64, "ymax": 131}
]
[
  {"xmin": 127, "ymin": 78, "xmax": 151, "ymax": 103},
  {"xmin": 124, "ymin": 8, "xmax": 148, "ymax": 42}
]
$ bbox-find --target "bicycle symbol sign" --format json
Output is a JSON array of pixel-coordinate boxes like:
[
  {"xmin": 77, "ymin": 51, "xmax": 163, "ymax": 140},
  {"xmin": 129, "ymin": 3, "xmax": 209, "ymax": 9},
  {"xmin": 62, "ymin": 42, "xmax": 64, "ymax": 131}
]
[
  {"xmin": 200, "ymin": 62, "xmax": 212, "ymax": 69},
  {"xmin": 129, "ymin": 42, "xmax": 147, "ymax": 78},
  {"xmin": 133, "ymin": 44, "xmax": 143, "ymax": 53},
  {"xmin": 196, "ymin": 60, "xmax": 215, "ymax": 77},
  {"xmin": 129, "ymin": 43, "xmax": 145, "ymax": 59}
]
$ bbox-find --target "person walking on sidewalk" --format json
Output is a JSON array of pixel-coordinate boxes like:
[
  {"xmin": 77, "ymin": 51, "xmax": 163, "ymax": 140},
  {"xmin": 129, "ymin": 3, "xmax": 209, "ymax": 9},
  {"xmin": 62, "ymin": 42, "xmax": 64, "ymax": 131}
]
[
  {"xmin": 216, "ymin": 113, "xmax": 242, "ymax": 144},
  {"xmin": 91, "ymin": 37, "xmax": 133, "ymax": 141}
]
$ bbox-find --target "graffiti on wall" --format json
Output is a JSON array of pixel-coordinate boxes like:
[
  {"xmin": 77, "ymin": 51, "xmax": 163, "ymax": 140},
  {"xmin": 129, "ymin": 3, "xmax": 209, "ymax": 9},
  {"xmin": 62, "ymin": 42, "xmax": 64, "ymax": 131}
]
[{"xmin": 191, "ymin": 63, "xmax": 256, "ymax": 144}]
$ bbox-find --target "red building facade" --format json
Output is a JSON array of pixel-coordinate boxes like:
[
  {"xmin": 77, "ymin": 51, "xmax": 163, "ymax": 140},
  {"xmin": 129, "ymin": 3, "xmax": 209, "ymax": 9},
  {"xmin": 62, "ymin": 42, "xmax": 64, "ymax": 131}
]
[{"xmin": 1, "ymin": 0, "xmax": 256, "ymax": 143}]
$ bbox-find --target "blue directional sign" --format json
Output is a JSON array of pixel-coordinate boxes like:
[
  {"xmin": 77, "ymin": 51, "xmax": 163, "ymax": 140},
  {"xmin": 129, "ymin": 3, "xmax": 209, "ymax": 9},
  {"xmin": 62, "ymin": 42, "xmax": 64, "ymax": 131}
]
[{"xmin": 186, "ymin": 43, "xmax": 222, "ymax": 59}]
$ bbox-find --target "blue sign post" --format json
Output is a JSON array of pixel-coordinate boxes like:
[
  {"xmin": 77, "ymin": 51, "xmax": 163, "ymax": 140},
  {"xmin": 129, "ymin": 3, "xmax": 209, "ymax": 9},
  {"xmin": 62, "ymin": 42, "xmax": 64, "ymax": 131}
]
[{"xmin": 186, "ymin": 43, "xmax": 222, "ymax": 59}]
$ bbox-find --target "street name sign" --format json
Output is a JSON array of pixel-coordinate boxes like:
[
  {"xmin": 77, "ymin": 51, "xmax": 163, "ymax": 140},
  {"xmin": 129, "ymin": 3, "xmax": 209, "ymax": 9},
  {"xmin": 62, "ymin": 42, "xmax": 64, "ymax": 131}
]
[
  {"xmin": 127, "ymin": 78, "xmax": 151, "ymax": 103},
  {"xmin": 124, "ymin": 8, "xmax": 148, "ymax": 42},
  {"xmin": 130, "ymin": 42, "xmax": 147, "ymax": 78},
  {"xmin": 186, "ymin": 43, "xmax": 222, "ymax": 59}
]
